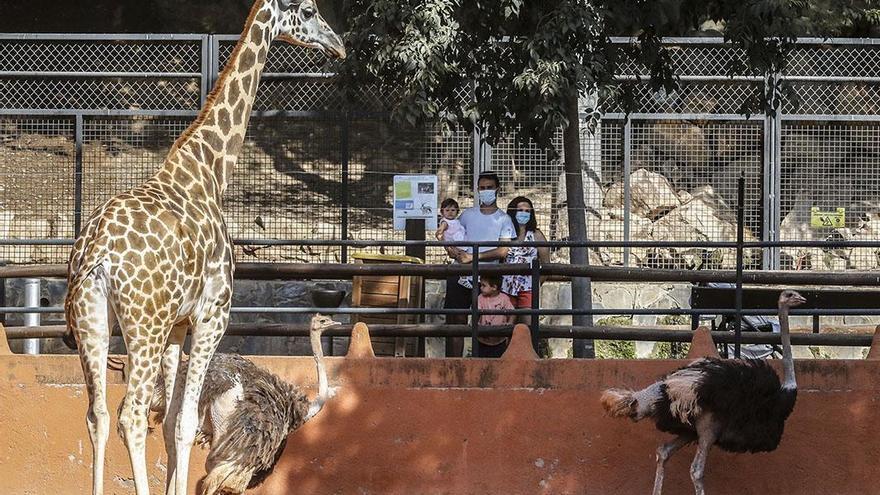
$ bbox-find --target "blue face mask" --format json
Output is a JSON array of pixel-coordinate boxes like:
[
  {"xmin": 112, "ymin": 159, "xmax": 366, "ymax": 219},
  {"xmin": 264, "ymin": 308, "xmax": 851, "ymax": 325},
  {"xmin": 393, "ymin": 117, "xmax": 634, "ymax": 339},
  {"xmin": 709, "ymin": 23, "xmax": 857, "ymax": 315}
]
[
  {"xmin": 515, "ymin": 211, "xmax": 531, "ymax": 225},
  {"xmin": 478, "ymin": 189, "xmax": 497, "ymax": 206}
]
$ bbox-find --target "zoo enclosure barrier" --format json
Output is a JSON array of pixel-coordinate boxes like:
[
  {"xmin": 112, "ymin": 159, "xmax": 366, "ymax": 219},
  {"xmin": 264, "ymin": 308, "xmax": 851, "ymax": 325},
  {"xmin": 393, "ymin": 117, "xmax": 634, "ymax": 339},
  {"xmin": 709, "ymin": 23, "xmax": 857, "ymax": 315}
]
[
  {"xmin": 1, "ymin": 36, "xmax": 880, "ymax": 267},
  {"xmin": 7, "ymin": 178, "xmax": 880, "ymax": 358}
]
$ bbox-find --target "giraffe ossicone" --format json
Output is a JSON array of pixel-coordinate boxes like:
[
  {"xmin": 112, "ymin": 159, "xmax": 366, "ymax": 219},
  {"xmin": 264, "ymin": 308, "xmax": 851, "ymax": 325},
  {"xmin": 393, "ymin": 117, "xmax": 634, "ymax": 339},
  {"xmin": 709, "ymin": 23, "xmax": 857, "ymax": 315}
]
[{"xmin": 63, "ymin": 1, "xmax": 344, "ymax": 494}]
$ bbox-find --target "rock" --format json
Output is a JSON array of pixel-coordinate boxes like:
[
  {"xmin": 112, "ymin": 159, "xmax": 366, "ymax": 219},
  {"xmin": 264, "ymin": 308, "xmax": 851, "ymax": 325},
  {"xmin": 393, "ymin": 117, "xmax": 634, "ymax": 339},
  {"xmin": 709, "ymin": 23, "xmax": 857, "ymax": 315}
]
[
  {"xmin": 647, "ymin": 186, "xmax": 759, "ymax": 269},
  {"xmin": 605, "ymin": 168, "xmax": 681, "ymax": 220}
]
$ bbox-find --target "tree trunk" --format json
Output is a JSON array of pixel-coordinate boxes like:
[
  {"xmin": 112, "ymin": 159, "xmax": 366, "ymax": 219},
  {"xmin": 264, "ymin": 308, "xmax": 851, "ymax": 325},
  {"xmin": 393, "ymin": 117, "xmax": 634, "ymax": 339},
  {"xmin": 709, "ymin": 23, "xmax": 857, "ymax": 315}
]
[{"xmin": 563, "ymin": 92, "xmax": 594, "ymax": 358}]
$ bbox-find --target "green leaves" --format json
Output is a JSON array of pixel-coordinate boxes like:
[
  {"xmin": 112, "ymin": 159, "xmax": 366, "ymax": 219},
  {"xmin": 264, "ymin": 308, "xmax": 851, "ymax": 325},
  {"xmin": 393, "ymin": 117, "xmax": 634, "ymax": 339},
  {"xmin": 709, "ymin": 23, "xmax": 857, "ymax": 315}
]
[{"xmin": 338, "ymin": 0, "xmax": 835, "ymax": 150}]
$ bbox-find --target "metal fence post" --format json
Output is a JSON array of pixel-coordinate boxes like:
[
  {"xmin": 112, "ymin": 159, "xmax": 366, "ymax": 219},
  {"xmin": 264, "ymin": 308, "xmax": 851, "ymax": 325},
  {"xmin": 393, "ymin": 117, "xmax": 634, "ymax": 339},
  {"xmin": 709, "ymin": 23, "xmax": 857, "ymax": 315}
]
[
  {"xmin": 200, "ymin": 34, "xmax": 210, "ymax": 106},
  {"xmin": 73, "ymin": 114, "xmax": 83, "ymax": 237},
  {"xmin": 771, "ymin": 82, "xmax": 783, "ymax": 271},
  {"xmin": 471, "ymin": 243, "xmax": 480, "ymax": 357},
  {"xmin": 340, "ymin": 113, "xmax": 349, "ymax": 264},
  {"xmin": 734, "ymin": 173, "xmax": 745, "ymax": 358},
  {"xmin": 22, "ymin": 278, "xmax": 40, "ymax": 355},
  {"xmin": 530, "ymin": 257, "xmax": 541, "ymax": 353},
  {"xmin": 209, "ymin": 34, "xmax": 220, "ymax": 89},
  {"xmin": 762, "ymin": 69, "xmax": 783, "ymax": 271},
  {"xmin": 623, "ymin": 120, "xmax": 632, "ymax": 267}
]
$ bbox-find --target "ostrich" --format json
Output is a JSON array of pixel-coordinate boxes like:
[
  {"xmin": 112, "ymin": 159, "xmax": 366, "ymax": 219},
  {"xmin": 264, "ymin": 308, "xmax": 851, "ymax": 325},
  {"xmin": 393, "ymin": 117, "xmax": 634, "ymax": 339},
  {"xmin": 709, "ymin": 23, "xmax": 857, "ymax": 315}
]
[
  {"xmin": 601, "ymin": 290, "xmax": 806, "ymax": 495},
  {"xmin": 150, "ymin": 314, "xmax": 340, "ymax": 495}
]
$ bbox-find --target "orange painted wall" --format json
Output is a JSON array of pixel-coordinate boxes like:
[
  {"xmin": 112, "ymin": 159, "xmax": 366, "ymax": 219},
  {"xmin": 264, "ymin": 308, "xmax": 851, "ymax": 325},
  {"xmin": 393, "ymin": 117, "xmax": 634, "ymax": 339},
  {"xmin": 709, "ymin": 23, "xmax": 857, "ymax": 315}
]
[{"xmin": 2, "ymin": 326, "xmax": 879, "ymax": 494}]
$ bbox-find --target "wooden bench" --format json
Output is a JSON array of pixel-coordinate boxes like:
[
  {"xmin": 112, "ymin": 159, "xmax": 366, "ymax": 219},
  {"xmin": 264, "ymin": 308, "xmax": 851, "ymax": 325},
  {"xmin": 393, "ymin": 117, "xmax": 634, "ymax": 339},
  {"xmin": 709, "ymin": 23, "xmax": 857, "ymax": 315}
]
[{"xmin": 690, "ymin": 285, "xmax": 880, "ymax": 335}]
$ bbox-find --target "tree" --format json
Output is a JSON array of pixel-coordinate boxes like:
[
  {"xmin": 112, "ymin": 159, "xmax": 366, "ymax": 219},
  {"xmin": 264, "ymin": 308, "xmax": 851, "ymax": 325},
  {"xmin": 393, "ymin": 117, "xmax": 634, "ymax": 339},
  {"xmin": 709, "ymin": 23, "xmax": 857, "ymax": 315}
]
[{"xmin": 337, "ymin": 0, "xmax": 825, "ymax": 356}]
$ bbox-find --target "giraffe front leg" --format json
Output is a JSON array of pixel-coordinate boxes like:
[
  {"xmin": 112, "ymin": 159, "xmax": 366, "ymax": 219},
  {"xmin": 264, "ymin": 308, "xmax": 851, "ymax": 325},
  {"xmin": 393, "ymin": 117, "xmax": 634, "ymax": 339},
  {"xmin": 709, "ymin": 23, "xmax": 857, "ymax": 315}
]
[
  {"xmin": 174, "ymin": 305, "xmax": 228, "ymax": 495},
  {"xmin": 161, "ymin": 322, "xmax": 188, "ymax": 495}
]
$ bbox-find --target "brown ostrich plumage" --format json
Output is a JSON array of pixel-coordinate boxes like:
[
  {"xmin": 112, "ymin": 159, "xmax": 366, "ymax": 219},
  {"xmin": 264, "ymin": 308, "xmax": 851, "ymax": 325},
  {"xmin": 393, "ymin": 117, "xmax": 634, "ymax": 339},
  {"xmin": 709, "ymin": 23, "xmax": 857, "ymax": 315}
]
[{"xmin": 150, "ymin": 314, "xmax": 340, "ymax": 495}]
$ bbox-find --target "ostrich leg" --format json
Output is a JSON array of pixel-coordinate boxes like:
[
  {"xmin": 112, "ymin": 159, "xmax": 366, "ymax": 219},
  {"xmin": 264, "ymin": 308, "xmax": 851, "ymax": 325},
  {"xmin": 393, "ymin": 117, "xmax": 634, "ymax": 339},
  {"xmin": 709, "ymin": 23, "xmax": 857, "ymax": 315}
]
[
  {"xmin": 653, "ymin": 435, "xmax": 691, "ymax": 495},
  {"xmin": 690, "ymin": 418, "xmax": 719, "ymax": 495}
]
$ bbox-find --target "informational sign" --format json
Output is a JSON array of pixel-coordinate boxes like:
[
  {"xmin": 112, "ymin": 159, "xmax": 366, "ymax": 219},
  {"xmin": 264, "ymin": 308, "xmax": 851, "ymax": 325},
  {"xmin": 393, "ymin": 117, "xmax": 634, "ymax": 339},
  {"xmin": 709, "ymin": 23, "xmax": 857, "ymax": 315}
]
[
  {"xmin": 810, "ymin": 207, "xmax": 845, "ymax": 228},
  {"xmin": 393, "ymin": 174, "xmax": 438, "ymax": 230}
]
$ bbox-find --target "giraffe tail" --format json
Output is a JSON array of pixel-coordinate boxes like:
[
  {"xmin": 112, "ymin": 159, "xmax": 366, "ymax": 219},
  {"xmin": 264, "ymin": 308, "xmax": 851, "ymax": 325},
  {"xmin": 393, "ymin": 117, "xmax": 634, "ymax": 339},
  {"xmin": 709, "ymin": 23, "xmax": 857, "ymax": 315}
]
[{"xmin": 63, "ymin": 224, "xmax": 112, "ymax": 350}]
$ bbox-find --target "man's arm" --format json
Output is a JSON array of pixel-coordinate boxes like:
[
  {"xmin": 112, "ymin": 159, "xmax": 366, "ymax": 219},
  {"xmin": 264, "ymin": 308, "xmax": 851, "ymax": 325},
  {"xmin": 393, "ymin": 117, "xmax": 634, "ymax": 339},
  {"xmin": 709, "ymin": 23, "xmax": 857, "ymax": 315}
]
[{"xmin": 456, "ymin": 239, "xmax": 510, "ymax": 263}]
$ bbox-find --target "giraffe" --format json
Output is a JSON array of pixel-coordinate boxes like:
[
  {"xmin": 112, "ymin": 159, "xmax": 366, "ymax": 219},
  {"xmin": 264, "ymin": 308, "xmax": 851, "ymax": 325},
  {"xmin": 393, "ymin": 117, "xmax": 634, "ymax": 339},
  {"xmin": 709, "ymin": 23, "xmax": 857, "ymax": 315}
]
[{"xmin": 63, "ymin": 1, "xmax": 344, "ymax": 494}]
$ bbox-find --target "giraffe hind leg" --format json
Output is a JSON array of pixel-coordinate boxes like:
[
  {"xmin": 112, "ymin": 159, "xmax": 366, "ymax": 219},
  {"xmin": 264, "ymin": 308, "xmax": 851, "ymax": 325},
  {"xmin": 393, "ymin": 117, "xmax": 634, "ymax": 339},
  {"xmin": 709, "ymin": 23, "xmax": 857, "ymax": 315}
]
[
  {"xmin": 160, "ymin": 322, "xmax": 188, "ymax": 495},
  {"xmin": 68, "ymin": 276, "xmax": 112, "ymax": 495},
  {"xmin": 117, "ymin": 322, "xmax": 169, "ymax": 495}
]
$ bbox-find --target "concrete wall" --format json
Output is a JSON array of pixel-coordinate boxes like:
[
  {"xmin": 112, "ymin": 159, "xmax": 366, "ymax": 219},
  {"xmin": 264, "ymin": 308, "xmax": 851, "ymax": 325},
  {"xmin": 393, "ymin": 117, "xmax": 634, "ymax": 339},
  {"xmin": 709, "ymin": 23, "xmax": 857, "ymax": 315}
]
[{"xmin": 2, "ymin": 324, "xmax": 879, "ymax": 494}]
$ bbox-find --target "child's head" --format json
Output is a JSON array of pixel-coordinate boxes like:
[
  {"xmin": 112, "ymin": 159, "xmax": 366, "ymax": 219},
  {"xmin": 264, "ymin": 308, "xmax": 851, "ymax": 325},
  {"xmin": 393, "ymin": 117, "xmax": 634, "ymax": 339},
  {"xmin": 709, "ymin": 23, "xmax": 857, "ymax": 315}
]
[
  {"xmin": 479, "ymin": 274, "xmax": 502, "ymax": 297},
  {"xmin": 440, "ymin": 198, "xmax": 459, "ymax": 220}
]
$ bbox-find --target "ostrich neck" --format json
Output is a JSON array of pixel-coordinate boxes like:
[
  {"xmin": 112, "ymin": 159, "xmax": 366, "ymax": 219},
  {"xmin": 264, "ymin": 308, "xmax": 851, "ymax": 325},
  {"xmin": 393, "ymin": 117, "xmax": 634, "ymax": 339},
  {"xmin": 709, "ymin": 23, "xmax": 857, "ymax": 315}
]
[
  {"xmin": 779, "ymin": 305, "xmax": 796, "ymax": 389},
  {"xmin": 310, "ymin": 330, "xmax": 329, "ymax": 399}
]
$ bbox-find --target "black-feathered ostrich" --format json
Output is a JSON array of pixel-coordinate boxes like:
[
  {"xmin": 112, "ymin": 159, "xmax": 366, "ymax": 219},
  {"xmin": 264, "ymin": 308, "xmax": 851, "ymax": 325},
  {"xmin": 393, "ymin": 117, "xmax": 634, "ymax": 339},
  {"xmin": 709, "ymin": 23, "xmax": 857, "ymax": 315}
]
[
  {"xmin": 150, "ymin": 314, "xmax": 340, "ymax": 495},
  {"xmin": 601, "ymin": 290, "xmax": 806, "ymax": 495}
]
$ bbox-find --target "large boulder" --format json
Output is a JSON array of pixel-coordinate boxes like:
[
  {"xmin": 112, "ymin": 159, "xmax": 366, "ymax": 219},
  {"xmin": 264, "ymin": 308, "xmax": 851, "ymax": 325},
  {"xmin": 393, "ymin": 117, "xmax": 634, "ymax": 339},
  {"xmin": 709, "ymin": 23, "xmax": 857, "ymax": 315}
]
[
  {"xmin": 647, "ymin": 186, "xmax": 759, "ymax": 269},
  {"xmin": 604, "ymin": 168, "xmax": 681, "ymax": 220}
]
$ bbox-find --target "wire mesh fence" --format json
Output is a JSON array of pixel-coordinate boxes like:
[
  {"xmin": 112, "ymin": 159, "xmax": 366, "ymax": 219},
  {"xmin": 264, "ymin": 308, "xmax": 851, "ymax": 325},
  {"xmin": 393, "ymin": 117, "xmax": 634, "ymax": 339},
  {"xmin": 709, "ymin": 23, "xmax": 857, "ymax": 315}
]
[
  {"xmin": 0, "ymin": 116, "xmax": 75, "ymax": 264},
  {"xmin": 0, "ymin": 35, "xmax": 878, "ymax": 271}
]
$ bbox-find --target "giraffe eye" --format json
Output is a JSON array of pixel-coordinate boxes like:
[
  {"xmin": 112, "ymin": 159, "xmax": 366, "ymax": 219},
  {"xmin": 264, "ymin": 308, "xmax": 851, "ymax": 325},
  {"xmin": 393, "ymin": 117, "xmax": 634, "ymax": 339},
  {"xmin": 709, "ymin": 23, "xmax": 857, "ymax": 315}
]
[{"xmin": 302, "ymin": 6, "xmax": 316, "ymax": 19}]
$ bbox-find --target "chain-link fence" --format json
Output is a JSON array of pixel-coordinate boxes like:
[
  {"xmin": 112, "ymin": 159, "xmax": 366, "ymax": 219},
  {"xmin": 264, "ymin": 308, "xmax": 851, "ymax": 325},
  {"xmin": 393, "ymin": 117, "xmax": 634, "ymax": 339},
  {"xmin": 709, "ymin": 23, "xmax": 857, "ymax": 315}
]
[{"xmin": 0, "ymin": 35, "xmax": 878, "ymax": 269}]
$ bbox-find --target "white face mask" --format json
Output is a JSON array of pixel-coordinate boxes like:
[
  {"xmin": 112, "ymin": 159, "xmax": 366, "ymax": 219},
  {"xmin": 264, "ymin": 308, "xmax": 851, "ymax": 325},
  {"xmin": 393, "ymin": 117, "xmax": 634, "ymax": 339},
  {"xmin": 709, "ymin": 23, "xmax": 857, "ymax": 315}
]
[{"xmin": 478, "ymin": 189, "xmax": 497, "ymax": 205}]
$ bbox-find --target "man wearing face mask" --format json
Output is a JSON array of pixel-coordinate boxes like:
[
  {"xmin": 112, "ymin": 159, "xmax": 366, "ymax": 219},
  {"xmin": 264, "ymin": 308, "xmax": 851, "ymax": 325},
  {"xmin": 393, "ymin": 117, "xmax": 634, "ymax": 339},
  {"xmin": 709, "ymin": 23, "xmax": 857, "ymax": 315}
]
[{"xmin": 443, "ymin": 171, "xmax": 516, "ymax": 357}]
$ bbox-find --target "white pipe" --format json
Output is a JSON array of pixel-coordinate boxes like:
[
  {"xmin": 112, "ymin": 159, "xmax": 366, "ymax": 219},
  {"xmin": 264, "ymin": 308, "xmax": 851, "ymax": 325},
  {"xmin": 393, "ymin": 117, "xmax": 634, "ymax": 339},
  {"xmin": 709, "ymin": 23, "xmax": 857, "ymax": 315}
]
[{"xmin": 22, "ymin": 278, "xmax": 40, "ymax": 355}]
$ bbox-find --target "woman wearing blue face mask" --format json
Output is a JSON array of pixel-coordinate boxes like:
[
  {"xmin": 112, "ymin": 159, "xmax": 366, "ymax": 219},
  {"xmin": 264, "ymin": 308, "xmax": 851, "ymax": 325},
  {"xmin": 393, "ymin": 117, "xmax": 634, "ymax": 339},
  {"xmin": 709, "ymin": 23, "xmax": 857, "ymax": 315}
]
[{"xmin": 502, "ymin": 196, "xmax": 550, "ymax": 324}]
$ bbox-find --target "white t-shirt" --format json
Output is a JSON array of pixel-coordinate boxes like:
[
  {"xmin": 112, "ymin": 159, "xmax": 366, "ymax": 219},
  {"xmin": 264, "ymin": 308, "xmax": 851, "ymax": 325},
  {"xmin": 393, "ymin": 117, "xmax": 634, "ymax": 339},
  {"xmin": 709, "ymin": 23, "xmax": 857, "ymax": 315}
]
[
  {"xmin": 456, "ymin": 206, "xmax": 515, "ymax": 288},
  {"xmin": 458, "ymin": 206, "xmax": 516, "ymax": 256}
]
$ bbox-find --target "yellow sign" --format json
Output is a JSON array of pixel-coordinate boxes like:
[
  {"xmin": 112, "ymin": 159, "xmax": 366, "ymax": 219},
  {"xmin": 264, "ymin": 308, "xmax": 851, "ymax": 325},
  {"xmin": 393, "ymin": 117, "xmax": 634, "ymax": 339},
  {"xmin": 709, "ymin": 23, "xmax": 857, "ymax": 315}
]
[
  {"xmin": 810, "ymin": 207, "xmax": 845, "ymax": 228},
  {"xmin": 394, "ymin": 180, "xmax": 412, "ymax": 200}
]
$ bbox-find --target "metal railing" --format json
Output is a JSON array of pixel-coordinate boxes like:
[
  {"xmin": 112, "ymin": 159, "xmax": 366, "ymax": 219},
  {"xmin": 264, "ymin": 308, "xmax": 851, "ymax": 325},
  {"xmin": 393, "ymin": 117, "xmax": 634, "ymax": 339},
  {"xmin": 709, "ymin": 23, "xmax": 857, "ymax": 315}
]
[{"xmin": 4, "ymin": 177, "xmax": 880, "ymax": 356}]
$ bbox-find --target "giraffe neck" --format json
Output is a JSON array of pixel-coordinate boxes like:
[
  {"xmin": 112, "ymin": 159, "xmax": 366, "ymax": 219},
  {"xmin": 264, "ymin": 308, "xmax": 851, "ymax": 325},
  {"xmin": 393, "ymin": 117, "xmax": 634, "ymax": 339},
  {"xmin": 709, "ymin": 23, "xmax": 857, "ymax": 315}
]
[{"xmin": 165, "ymin": 1, "xmax": 279, "ymax": 197}]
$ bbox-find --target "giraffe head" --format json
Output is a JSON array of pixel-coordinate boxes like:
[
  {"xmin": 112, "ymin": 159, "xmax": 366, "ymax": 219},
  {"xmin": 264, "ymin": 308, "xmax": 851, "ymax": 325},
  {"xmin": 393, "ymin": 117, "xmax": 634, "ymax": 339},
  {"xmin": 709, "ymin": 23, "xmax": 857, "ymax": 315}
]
[{"xmin": 275, "ymin": 0, "xmax": 346, "ymax": 59}]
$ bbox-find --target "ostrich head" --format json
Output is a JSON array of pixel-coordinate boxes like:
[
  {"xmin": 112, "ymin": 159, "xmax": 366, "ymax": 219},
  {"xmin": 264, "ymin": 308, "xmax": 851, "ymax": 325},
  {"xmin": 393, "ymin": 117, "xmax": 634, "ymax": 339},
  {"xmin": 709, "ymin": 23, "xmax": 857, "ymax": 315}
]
[
  {"xmin": 310, "ymin": 313, "xmax": 341, "ymax": 335},
  {"xmin": 778, "ymin": 290, "xmax": 807, "ymax": 309}
]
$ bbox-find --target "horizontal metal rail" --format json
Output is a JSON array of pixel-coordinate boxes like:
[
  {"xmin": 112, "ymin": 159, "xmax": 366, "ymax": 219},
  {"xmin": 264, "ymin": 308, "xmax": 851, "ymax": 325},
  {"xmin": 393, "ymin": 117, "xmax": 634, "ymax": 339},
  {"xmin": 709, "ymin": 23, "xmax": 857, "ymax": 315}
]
[
  {"xmin": 0, "ymin": 71, "xmax": 201, "ymax": 78},
  {"xmin": 3, "ymin": 323, "xmax": 872, "ymax": 346},
  {"xmin": 12, "ymin": 237, "xmax": 880, "ymax": 249},
  {"xmin": 5, "ymin": 305, "xmax": 880, "ymax": 317},
  {"xmin": 0, "ymin": 33, "xmax": 207, "ymax": 40},
  {"xmin": 608, "ymin": 36, "xmax": 880, "ymax": 45},
  {"xmin": 5, "ymin": 262, "xmax": 880, "ymax": 286}
]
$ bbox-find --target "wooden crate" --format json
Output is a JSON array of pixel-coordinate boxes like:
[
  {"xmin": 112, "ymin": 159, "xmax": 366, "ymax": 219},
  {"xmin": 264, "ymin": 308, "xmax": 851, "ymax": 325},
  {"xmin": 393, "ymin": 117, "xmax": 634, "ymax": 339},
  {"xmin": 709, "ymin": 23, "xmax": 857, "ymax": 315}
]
[{"xmin": 351, "ymin": 253, "xmax": 424, "ymax": 357}]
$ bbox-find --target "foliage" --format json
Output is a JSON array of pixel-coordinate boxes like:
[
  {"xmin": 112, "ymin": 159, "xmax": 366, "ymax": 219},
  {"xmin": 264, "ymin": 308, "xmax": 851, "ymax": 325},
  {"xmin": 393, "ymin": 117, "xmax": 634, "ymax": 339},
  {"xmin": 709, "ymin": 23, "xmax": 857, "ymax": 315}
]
[
  {"xmin": 595, "ymin": 316, "xmax": 636, "ymax": 359},
  {"xmin": 651, "ymin": 342, "xmax": 692, "ymax": 359},
  {"xmin": 336, "ymin": 0, "xmax": 846, "ymax": 150}
]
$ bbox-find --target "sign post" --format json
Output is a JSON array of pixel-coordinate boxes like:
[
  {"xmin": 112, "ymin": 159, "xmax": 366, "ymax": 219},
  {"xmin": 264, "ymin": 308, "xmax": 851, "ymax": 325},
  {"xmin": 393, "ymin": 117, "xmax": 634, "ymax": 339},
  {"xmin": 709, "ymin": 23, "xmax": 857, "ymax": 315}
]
[{"xmin": 393, "ymin": 174, "xmax": 439, "ymax": 234}]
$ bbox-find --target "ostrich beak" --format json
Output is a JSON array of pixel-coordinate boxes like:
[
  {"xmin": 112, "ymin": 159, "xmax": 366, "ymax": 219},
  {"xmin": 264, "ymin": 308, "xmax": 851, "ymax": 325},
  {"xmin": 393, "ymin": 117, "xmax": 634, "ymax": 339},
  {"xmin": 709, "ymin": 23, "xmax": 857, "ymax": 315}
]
[{"xmin": 793, "ymin": 294, "xmax": 807, "ymax": 305}]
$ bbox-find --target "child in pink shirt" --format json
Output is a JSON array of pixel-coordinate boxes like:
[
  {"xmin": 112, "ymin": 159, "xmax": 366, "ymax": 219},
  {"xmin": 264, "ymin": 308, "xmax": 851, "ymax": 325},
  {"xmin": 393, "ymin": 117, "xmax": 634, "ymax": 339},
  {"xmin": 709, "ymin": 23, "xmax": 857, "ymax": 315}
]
[{"xmin": 476, "ymin": 274, "xmax": 515, "ymax": 358}]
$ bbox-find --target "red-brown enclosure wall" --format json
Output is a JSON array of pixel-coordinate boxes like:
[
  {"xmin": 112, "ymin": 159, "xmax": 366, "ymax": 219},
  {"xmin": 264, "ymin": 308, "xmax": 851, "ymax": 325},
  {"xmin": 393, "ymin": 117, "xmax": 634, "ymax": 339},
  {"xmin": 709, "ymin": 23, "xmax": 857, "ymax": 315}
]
[{"xmin": 1, "ymin": 325, "xmax": 878, "ymax": 495}]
